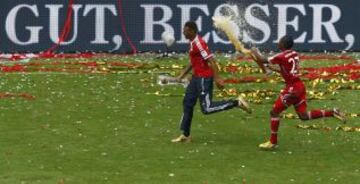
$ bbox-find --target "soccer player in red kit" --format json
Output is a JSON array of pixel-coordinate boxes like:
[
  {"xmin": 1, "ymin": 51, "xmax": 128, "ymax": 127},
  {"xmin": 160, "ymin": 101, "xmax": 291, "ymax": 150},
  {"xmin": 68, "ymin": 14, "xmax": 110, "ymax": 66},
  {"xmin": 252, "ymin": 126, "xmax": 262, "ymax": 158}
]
[
  {"xmin": 250, "ymin": 35, "xmax": 346, "ymax": 150},
  {"xmin": 171, "ymin": 21, "xmax": 251, "ymax": 143}
]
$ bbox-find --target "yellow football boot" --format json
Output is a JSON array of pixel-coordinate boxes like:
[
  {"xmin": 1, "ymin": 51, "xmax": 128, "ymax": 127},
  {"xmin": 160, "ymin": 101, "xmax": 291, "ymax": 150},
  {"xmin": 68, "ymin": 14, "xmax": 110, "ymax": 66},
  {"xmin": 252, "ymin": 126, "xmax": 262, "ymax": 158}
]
[
  {"xmin": 171, "ymin": 134, "xmax": 191, "ymax": 143},
  {"xmin": 237, "ymin": 96, "xmax": 252, "ymax": 114},
  {"xmin": 259, "ymin": 141, "xmax": 278, "ymax": 150},
  {"xmin": 333, "ymin": 108, "xmax": 346, "ymax": 124}
]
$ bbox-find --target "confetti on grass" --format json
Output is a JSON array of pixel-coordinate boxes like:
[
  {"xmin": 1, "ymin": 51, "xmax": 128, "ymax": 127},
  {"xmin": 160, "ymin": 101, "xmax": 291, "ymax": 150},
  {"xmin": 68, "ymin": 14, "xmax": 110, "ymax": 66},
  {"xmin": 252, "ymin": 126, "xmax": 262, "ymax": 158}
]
[
  {"xmin": 296, "ymin": 124, "xmax": 360, "ymax": 132},
  {"xmin": 0, "ymin": 92, "xmax": 35, "ymax": 100}
]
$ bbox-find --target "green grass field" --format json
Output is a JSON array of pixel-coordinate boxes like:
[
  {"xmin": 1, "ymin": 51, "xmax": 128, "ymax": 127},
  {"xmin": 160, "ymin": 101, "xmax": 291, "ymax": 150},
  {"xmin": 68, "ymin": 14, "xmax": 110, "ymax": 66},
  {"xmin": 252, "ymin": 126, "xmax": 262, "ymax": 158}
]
[{"xmin": 0, "ymin": 53, "xmax": 359, "ymax": 184}]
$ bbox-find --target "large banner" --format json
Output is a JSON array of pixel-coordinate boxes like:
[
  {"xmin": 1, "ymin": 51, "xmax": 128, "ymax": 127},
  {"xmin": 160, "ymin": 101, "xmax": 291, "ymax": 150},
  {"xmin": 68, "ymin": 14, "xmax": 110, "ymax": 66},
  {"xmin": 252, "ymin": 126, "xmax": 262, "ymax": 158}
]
[{"xmin": 1, "ymin": 0, "xmax": 359, "ymax": 53}]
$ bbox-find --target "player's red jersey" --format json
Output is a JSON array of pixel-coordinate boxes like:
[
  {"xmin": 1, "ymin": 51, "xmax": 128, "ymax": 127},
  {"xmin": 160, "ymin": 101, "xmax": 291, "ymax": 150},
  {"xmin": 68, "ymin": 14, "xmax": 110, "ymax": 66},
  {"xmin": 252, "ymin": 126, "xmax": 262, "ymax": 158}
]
[
  {"xmin": 268, "ymin": 50, "xmax": 301, "ymax": 85},
  {"xmin": 269, "ymin": 50, "xmax": 307, "ymax": 113},
  {"xmin": 189, "ymin": 35, "xmax": 214, "ymax": 78}
]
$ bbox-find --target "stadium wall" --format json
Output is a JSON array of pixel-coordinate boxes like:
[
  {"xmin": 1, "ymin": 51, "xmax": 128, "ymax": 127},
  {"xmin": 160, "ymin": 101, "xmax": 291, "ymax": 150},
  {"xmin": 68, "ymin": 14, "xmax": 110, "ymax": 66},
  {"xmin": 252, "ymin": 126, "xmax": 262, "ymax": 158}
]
[{"xmin": 1, "ymin": 0, "xmax": 359, "ymax": 53}]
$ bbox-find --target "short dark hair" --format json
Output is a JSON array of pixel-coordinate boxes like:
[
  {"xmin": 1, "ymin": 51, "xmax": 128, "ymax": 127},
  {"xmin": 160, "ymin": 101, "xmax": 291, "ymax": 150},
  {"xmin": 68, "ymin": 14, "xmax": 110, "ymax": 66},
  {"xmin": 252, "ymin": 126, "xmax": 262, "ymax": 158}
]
[
  {"xmin": 184, "ymin": 21, "xmax": 198, "ymax": 33},
  {"xmin": 280, "ymin": 35, "xmax": 294, "ymax": 49}
]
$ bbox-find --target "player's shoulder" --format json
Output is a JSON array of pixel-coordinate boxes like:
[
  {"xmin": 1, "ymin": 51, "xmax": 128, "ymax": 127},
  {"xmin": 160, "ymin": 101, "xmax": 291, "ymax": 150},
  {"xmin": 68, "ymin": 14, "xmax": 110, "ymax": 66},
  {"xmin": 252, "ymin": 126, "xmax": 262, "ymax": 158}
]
[
  {"xmin": 269, "ymin": 51, "xmax": 284, "ymax": 61},
  {"xmin": 195, "ymin": 35, "xmax": 207, "ymax": 45},
  {"xmin": 196, "ymin": 35, "xmax": 204, "ymax": 41},
  {"xmin": 193, "ymin": 35, "xmax": 209, "ymax": 49},
  {"xmin": 272, "ymin": 50, "xmax": 298, "ymax": 60},
  {"xmin": 283, "ymin": 50, "xmax": 298, "ymax": 58}
]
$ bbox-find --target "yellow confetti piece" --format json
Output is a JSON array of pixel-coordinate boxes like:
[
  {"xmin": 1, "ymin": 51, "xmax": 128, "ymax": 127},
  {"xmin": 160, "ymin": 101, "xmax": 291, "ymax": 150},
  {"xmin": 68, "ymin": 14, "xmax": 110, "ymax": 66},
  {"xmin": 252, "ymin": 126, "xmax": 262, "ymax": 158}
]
[
  {"xmin": 296, "ymin": 124, "xmax": 331, "ymax": 131},
  {"xmin": 336, "ymin": 126, "xmax": 360, "ymax": 132},
  {"xmin": 171, "ymin": 64, "xmax": 183, "ymax": 69},
  {"xmin": 146, "ymin": 91, "xmax": 170, "ymax": 97},
  {"xmin": 283, "ymin": 113, "xmax": 297, "ymax": 119},
  {"xmin": 320, "ymin": 71, "xmax": 330, "ymax": 76}
]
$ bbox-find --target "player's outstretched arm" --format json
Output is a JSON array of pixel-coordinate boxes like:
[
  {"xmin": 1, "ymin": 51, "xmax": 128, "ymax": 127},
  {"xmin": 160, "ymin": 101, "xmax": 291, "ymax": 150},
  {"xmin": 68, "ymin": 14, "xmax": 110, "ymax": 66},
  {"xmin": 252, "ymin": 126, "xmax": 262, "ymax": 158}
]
[
  {"xmin": 208, "ymin": 58, "xmax": 225, "ymax": 90},
  {"xmin": 176, "ymin": 64, "xmax": 192, "ymax": 81},
  {"xmin": 250, "ymin": 47, "xmax": 268, "ymax": 73}
]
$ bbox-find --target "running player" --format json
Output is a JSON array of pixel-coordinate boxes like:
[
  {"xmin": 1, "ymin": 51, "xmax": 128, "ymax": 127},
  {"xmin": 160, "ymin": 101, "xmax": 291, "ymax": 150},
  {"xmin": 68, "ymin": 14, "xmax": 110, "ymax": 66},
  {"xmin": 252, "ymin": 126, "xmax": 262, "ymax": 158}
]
[
  {"xmin": 250, "ymin": 35, "xmax": 346, "ymax": 150},
  {"xmin": 171, "ymin": 21, "xmax": 251, "ymax": 143}
]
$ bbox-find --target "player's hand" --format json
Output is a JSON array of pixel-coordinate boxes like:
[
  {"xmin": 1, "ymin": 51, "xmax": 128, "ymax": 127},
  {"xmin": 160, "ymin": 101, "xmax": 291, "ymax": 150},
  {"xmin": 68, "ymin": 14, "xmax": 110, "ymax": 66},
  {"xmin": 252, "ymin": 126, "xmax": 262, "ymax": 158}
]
[
  {"xmin": 268, "ymin": 65, "xmax": 280, "ymax": 73},
  {"xmin": 250, "ymin": 47, "xmax": 259, "ymax": 55},
  {"xmin": 215, "ymin": 78, "xmax": 225, "ymax": 90},
  {"xmin": 175, "ymin": 76, "xmax": 182, "ymax": 82}
]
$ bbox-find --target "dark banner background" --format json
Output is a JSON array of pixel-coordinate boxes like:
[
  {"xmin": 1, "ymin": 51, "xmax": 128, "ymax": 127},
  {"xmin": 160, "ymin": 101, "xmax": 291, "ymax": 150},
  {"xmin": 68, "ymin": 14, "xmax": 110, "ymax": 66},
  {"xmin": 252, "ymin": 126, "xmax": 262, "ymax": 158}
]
[{"xmin": 0, "ymin": 0, "xmax": 359, "ymax": 53}]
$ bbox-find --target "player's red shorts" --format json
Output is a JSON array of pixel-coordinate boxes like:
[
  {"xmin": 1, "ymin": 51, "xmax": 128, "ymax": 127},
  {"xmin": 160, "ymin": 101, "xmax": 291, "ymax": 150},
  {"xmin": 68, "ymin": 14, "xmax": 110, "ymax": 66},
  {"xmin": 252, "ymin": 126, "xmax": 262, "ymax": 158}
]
[{"xmin": 272, "ymin": 81, "xmax": 307, "ymax": 114}]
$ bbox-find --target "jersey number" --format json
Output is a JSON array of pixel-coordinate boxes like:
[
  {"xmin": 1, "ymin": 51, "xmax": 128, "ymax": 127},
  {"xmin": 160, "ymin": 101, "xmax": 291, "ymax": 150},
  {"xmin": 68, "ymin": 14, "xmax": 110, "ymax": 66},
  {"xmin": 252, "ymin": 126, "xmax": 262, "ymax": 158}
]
[{"xmin": 288, "ymin": 57, "xmax": 299, "ymax": 74}]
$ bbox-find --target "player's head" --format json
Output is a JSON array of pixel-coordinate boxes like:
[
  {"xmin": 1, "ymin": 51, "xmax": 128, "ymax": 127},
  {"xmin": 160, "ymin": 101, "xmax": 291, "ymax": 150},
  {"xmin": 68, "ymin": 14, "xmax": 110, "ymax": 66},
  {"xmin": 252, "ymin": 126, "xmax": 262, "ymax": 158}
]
[
  {"xmin": 278, "ymin": 35, "xmax": 294, "ymax": 50},
  {"xmin": 183, "ymin": 21, "xmax": 198, "ymax": 40}
]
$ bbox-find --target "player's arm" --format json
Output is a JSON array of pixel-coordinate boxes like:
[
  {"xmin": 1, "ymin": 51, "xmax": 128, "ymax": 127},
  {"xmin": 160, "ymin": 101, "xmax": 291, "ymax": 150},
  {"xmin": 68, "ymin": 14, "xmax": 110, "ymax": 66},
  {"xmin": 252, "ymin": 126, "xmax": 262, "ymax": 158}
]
[
  {"xmin": 208, "ymin": 57, "xmax": 225, "ymax": 90},
  {"xmin": 250, "ymin": 48, "xmax": 279, "ymax": 74},
  {"xmin": 176, "ymin": 64, "xmax": 192, "ymax": 81},
  {"xmin": 250, "ymin": 47, "xmax": 269, "ymax": 74},
  {"xmin": 267, "ymin": 64, "xmax": 281, "ymax": 73}
]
